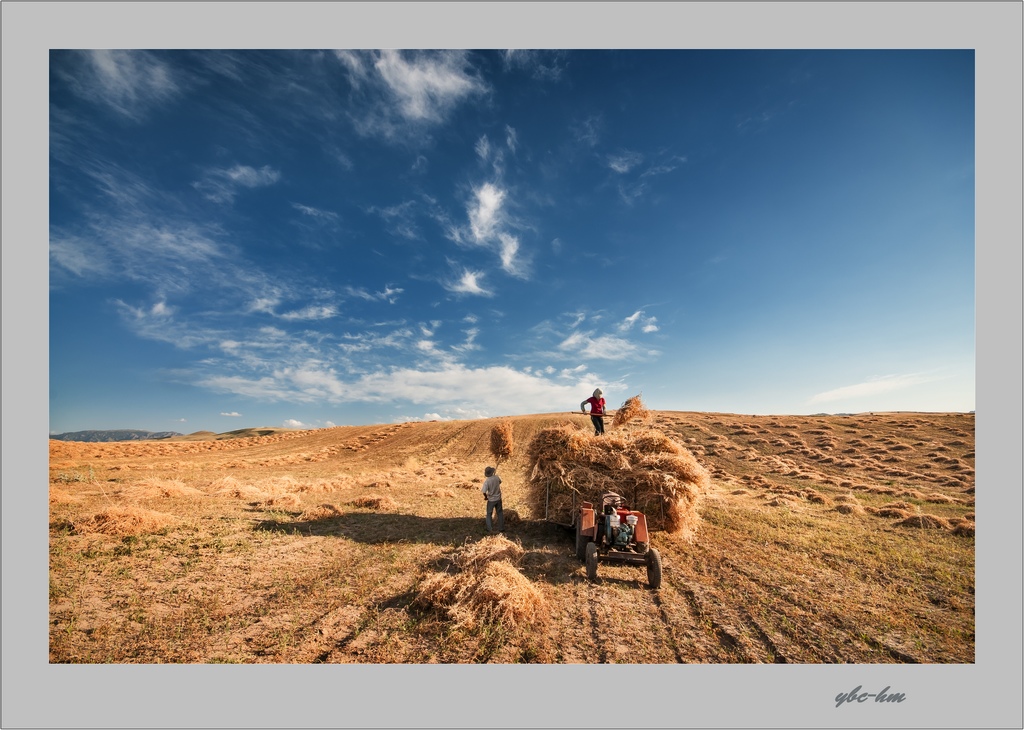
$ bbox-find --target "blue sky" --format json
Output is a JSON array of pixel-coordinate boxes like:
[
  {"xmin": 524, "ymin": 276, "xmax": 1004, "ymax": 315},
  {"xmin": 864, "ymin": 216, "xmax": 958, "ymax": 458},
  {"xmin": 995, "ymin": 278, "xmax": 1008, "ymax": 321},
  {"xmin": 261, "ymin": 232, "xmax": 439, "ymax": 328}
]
[{"xmin": 48, "ymin": 49, "xmax": 975, "ymax": 433}]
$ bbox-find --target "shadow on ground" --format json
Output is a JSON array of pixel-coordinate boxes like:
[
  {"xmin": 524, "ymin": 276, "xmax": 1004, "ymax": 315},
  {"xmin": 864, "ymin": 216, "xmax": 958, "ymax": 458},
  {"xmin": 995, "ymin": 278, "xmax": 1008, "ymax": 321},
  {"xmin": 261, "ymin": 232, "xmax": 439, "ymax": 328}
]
[{"xmin": 254, "ymin": 510, "xmax": 567, "ymax": 546}]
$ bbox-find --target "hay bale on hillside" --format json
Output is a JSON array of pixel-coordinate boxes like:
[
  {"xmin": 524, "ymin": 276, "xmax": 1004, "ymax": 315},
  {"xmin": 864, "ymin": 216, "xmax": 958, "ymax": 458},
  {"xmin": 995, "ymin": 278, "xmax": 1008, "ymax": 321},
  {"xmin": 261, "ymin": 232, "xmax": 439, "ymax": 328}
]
[
  {"xmin": 524, "ymin": 422, "xmax": 710, "ymax": 537},
  {"xmin": 490, "ymin": 421, "xmax": 515, "ymax": 461},
  {"xmin": 611, "ymin": 395, "xmax": 650, "ymax": 428}
]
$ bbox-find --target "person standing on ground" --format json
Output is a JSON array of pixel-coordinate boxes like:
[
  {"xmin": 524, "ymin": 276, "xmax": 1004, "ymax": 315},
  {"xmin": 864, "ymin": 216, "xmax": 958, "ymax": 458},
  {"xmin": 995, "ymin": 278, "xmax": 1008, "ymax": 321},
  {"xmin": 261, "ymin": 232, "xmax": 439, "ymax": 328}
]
[
  {"xmin": 581, "ymin": 388, "xmax": 606, "ymax": 435},
  {"xmin": 481, "ymin": 466, "xmax": 504, "ymax": 533}
]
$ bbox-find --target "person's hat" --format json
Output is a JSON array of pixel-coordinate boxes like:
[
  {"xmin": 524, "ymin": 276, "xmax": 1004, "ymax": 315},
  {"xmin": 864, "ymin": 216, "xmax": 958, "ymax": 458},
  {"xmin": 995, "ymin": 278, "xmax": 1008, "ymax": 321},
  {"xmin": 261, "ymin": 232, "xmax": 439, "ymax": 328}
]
[{"xmin": 485, "ymin": 466, "xmax": 495, "ymax": 477}]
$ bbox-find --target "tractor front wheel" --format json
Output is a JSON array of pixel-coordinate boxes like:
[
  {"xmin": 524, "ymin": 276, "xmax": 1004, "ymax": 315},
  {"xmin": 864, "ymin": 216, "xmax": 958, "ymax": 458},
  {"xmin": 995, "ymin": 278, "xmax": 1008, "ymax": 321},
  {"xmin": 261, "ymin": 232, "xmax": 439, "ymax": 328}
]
[
  {"xmin": 575, "ymin": 518, "xmax": 588, "ymax": 560},
  {"xmin": 585, "ymin": 541, "xmax": 599, "ymax": 581},
  {"xmin": 645, "ymin": 548, "xmax": 662, "ymax": 589}
]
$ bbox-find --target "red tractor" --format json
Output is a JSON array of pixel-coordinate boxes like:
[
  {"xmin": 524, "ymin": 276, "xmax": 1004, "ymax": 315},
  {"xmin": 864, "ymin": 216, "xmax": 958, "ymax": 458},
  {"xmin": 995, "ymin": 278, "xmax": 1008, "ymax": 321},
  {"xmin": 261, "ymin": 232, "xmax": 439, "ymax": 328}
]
[{"xmin": 574, "ymin": 492, "xmax": 662, "ymax": 589}]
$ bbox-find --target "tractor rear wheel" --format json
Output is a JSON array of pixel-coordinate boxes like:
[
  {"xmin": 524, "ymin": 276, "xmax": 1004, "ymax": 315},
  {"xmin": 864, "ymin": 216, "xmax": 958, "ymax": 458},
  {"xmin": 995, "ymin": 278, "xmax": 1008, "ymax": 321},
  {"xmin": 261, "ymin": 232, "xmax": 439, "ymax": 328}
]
[
  {"xmin": 575, "ymin": 518, "xmax": 588, "ymax": 560},
  {"xmin": 645, "ymin": 548, "xmax": 662, "ymax": 589},
  {"xmin": 585, "ymin": 541, "xmax": 599, "ymax": 581}
]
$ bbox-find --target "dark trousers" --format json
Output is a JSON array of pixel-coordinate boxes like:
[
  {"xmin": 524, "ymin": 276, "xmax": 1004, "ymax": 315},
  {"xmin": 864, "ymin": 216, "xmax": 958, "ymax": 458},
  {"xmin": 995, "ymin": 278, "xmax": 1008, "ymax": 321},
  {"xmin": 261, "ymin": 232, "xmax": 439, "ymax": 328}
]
[
  {"xmin": 486, "ymin": 499, "xmax": 504, "ymax": 532},
  {"xmin": 591, "ymin": 415, "xmax": 605, "ymax": 435}
]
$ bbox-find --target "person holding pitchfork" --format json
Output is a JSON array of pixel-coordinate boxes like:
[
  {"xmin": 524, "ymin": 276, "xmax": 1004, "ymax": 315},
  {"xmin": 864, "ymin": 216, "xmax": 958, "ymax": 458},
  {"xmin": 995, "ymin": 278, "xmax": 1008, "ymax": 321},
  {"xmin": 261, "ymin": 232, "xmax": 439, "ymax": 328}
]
[{"xmin": 581, "ymin": 387, "xmax": 607, "ymax": 435}]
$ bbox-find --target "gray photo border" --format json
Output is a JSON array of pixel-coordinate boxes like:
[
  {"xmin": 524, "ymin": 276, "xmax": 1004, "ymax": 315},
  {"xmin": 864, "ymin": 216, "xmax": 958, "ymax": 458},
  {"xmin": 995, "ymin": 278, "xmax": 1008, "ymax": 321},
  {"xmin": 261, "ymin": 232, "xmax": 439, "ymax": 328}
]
[{"xmin": 3, "ymin": 2, "xmax": 1021, "ymax": 728}]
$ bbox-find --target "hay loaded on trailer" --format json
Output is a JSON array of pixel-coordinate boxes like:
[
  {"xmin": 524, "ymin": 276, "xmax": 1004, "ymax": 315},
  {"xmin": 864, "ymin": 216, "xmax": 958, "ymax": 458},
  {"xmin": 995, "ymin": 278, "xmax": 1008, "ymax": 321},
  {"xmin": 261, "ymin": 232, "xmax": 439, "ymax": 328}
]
[{"xmin": 524, "ymin": 411, "xmax": 711, "ymax": 589}]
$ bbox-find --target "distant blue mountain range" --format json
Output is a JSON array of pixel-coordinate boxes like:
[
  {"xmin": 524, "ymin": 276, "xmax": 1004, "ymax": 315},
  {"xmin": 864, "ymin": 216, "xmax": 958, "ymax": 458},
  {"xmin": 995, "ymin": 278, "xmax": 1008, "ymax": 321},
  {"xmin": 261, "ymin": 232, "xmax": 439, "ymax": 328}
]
[{"xmin": 49, "ymin": 430, "xmax": 183, "ymax": 442}]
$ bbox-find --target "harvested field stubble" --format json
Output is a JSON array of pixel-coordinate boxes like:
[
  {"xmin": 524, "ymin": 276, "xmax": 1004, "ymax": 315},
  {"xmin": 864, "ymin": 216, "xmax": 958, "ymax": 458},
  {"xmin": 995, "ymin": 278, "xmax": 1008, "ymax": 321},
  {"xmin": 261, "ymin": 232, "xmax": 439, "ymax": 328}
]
[
  {"xmin": 525, "ymin": 423, "xmax": 710, "ymax": 536},
  {"xmin": 48, "ymin": 410, "xmax": 974, "ymax": 665}
]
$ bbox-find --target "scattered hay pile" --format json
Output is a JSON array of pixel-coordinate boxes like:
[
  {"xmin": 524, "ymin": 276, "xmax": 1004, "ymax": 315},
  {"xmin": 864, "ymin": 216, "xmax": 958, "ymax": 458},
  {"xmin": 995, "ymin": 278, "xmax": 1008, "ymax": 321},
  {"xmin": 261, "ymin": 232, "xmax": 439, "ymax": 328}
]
[
  {"xmin": 896, "ymin": 514, "xmax": 951, "ymax": 530},
  {"xmin": 257, "ymin": 494, "xmax": 303, "ymax": 510},
  {"xmin": 72, "ymin": 507, "xmax": 175, "ymax": 537},
  {"xmin": 49, "ymin": 488, "xmax": 76, "ymax": 504},
  {"xmin": 803, "ymin": 489, "xmax": 829, "ymax": 504},
  {"xmin": 834, "ymin": 503, "xmax": 866, "ymax": 515},
  {"xmin": 348, "ymin": 494, "xmax": 399, "ymax": 511},
  {"xmin": 414, "ymin": 535, "xmax": 543, "ymax": 629},
  {"xmin": 450, "ymin": 534, "xmax": 525, "ymax": 571},
  {"xmin": 951, "ymin": 520, "xmax": 976, "ymax": 537},
  {"xmin": 298, "ymin": 503, "xmax": 345, "ymax": 521},
  {"xmin": 867, "ymin": 507, "xmax": 912, "ymax": 519},
  {"xmin": 490, "ymin": 421, "xmax": 515, "ymax": 461},
  {"xmin": 425, "ymin": 489, "xmax": 457, "ymax": 498},
  {"xmin": 209, "ymin": 476, "xmax": 265, "ymax": 500},
  {"xmin": 611, "ymin": 394, "xmax": 650, "ymax": 428},
  {"xmin": 524, "ymin": 422, "xmax": 710, "ymax": 536}
]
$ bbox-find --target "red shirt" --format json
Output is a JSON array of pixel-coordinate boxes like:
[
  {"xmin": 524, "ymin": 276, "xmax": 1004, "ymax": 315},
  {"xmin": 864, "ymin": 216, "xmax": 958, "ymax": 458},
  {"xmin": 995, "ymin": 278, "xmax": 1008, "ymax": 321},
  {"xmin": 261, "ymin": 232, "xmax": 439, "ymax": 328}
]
[{"xmin": 584, "ymin": 396, "xmax": 605, "ymax": 415}]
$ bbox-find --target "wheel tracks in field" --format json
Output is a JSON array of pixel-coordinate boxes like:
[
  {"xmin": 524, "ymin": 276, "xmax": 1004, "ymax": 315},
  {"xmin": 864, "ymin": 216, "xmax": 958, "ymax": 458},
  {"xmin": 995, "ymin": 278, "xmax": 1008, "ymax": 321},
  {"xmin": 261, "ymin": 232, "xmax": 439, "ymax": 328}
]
[
  {"xmin": 553, "ymin": 571, "xmax": 687, "ymax": 663},
  {"xmin": 662, "ymin": 577, "xmax": 777, "ymax": 663},
  {"xmin": 712, "ymin": 553, "xmax": 922, "ymax": 663}
]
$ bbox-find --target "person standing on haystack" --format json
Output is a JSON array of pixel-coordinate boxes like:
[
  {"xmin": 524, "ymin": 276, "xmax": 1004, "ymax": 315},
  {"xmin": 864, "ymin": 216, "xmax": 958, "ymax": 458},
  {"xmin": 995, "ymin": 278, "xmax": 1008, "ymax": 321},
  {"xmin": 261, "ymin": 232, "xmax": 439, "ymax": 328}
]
[
  {"xmin": 581, "ymin": 388, "xmax": 607, "ymax": 435},
  {"xmin": 481, "ymin": 466, "xmax": 504, "ymax": 533}
]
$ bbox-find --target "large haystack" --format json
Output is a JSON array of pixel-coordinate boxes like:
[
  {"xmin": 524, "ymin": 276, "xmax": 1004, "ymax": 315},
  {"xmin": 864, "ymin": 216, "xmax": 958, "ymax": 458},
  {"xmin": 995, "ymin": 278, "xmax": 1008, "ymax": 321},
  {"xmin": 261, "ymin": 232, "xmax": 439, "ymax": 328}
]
[{"xmin": 524, "ymin": 422, "xmax": 710, "ymax": 537}]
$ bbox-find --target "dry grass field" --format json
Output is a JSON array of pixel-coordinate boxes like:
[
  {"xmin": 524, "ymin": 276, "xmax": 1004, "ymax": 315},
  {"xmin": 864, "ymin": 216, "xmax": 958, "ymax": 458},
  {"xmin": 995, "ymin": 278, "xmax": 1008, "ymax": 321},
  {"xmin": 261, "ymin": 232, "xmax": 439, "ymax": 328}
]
[{"xmin": 48, "ymin": 411, "xmax": 975, "ymax": 664}]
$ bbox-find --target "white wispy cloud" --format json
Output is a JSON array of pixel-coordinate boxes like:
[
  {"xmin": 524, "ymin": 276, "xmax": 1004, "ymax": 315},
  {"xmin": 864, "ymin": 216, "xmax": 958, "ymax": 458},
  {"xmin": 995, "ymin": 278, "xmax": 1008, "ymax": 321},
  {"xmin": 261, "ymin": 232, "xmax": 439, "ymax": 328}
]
[
  {"xmin": 475, "ymin": 135, "xmax": 491, "ymax": 160},
  {"xmin": 607, "ymin": 150, "xmax": 644, "ymax": 173},
  {"xmin": 52, "ymin": 217, "xmax": 228, "ymax": 296},
  {"xmin": 809, "ymin": 373, "xmax": 945, "ymax": 405},
  {"xmin": 375, "ymin": 50, "xmax": 486, "ymax": 123},
  {"xmin": 367, "ymin": 201, "xmax": 419, "ymax": 240},
  {"xmin": 505, "ymin": 125, "xmax": 518, "ymax": 153},
  {"xmin": 221, "ymin": 412, "xmax": 242, "ymax": 417},
  {"xmin": 55, "ymin": 50, "xmax": 183, "ymax": 121},
  {"xmin": 283, "ymin": 419, "xmax": 307, "ymax": 429},
  {"xmin": 335, "ymin": 50, "xmax": 487, "ymax": 141},
  {"xmin": 468, "ymin": 182, "xmax": 506, "ymax": 244},
  {"xmin": 345, "ymin": 285, "xmax": 403, "ymax": 304},
  {"xmin": 452, "ymin": 181, "xmax": 530, "ymax": 278},
  {"xmin": 278, "ymin": 305, "xmax": 337, "ymax": 321},
  {"xmin": 497, "ymin": 233, "xmax": 523, "ymax": 276},
  {"xmin": 557, "ymin": 331, "xmax": 643, "ymax": 360},
  {"xmin": 292, "ymin": 203, "xmax": 339, "ymax": 221},
  {"xmin": 193, "ymin": 164, "xmax": 280, "ymax": 204},
  {"xmin": 354, "ymin": 364, "xmax": 590, "ymax": 414},
  {"xmin": 501, "ymin": 50, "xmax": 567, "ymax": 82},
  {"xmin": 573, "ymin": 115, "xmax": 602, "ymax": 147},
  {"xmin": 619, "ymin": 310, "xmax": 659, "ymax": 333},
  {"xmin": 446, "ymin": 269, "xmax": 493, "ymax": 297}
]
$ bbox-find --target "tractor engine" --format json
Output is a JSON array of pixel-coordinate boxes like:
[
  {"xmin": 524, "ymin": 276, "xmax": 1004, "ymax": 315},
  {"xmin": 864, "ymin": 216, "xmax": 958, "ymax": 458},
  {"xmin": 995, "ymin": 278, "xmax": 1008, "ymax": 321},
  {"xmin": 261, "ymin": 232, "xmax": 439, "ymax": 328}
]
[{"xmin": 608, "ymin": 512, "xmax": 639, "ymax": 548}]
